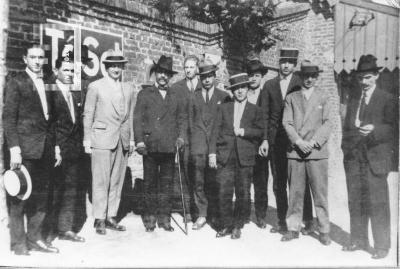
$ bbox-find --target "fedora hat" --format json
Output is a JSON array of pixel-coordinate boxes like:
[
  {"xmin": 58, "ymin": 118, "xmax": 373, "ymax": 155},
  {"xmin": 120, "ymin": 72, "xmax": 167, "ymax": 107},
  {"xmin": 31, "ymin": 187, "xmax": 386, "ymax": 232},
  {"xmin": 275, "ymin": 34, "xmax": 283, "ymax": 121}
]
[
  {"xmin": 300, "ymin": 60, "xmax": 323, "ymax": 74},
  {"xmin": 355, "ymin": 54, "xmax": 383, "ymax": 73},
  {"xmin": 4, "ymin": 165, "xmax": 32, "ymax": 200},
  {"xmin": 280, "ymin": 47, "xmax": 299, "ymax": 60},
  {"xmin": 198, "ymin": 59, "xmax": 218, "ymax": 76},
  {"xmin": 245, "ymin": 59, "xmax": 268, "ymax": 75},
  {"xmin": 81, "ymin": 45, "xmax": 92, "ymax": 64},
  {"xmin": 228, "ymin": 73, "xmax": 251, "ymax": 90},
  {"xmin": 151, "ymin": 55, "xmax": 178, "ymax": 75},
  {"xmin": 102, "ymin": 49, "xmax": 128, "ymax": 63}
]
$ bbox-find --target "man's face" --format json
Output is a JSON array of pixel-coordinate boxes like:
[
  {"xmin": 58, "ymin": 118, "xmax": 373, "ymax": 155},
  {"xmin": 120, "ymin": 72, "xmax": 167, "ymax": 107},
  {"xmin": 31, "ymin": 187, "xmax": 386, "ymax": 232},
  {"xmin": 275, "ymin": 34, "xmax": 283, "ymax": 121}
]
[
  {"xmin": 357, "ymin": 71, "xmax": 379, "ymax": 91},
  {"xmin": 155, "ymin": 69, "xmax": 172, "ymax": 87},
  {"xmin": 248, "ymin": 71, "xmax": 263, "ymax": 89},
  {"xmin": 56, "ymin": 61, "xmax": 74, "ymax": 84},
  {"xmin": 184, "ymin": 59, "xmax": 198, "ymax": 80},
  {"xmin": 302, "ymin": 73, "xmax": 318, "ymax": 89},
  {"xmin": 106, "ymin": 63, "xmax": 124, "ymax": 80},
  {"xmin": 279, "ymin": 59, "xmax": 295, "ymax": 77},
  {"xmin": 200, "ymin": 72, "xmax": 215, "ymax": 90},
  {"xmin": 232, "ymin": 85, "xmax": 249, "ymax": 102},
  {"xmin": 23, "ymin": 47, "xmax": 45, "ymax": 74}
]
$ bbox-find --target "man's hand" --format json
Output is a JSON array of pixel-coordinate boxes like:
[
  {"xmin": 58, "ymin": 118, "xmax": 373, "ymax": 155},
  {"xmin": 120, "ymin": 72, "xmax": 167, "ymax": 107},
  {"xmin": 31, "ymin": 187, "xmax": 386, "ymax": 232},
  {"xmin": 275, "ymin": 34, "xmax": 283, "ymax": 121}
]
[
  {"xmin": 209, "ymin": 154, "xmax": 217, "ymax": 169},
  {"xmin": 258, "ymin": 140, "xmax": 269, "ymax": 157},
  {"xmin": 55, "ymin": 150, "xmax": 62, "ymax": 167},
  {"xmin": 84, "ymin": 146, "xmax": 92, "ymax": 154},
  {"xmin": 175, "ymin": 138, "xmax": 185, "ymax": 150},
  {"xmin": 234, "ymin": 128, "xmax": 244, "ymax": 137},
  {"xmin": 128, "ymin": 141, "xmax": 135, "ymax": 156},
  {"xmin": 359, "ymin": 124, "xmax": 374, "ymax": 136},
  {"xmin": 295, "ymin": 139, "xmax": 314, "ymax": 154},
  {"xmin": 136, "ymin": 142, "xmax": 147, "ymax": 156},
  {"xmin": 10, "ymin": 151, "xmax": 22, "ymax": 170}
]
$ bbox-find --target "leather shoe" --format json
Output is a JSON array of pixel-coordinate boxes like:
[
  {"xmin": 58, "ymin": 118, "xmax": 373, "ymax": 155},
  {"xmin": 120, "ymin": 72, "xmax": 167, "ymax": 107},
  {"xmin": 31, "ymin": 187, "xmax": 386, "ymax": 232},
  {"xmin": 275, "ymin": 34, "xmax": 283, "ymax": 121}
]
[
  {"xmin": 59, "ymin": 231, "xmax": 85, "ymax": 243},
  {"xmin": 342, "ymin": 243, "xmax": 368, "ymax": 252},
  {"xmin": 28, "ymin": 240, "xmax": 59, "ymax": 253},
  {"xmin": 145, "ymin": 227, "xmax": 155, "ymax": 232},
  {"xmin": 106, "ymin": 218, "xmax": 126, "ymax": 231},
  {"xmin": 270, "ymin": 224, "xmax": 288, "ymax": 234},
  {"xmin": 13, "ymin": 245, "xmax": 30, "ymax": 256},
  {"xmin": 301, "ymin": 221, "xmax": 314, "ymax": 235},
  {"xmin": 281, "ymin": 231, "xmax": 299, "ymax": 242},
  {"xmin": 255, "ymin": 218, "xmax": 267, "ymax": 229},
  {"xmin": 192, "ymin": 217, "xmax": 207, "ymax": 230},
  {"xmin": 216, "ymin": 228, "xmax": 232, "ymax": 238},
  {"xmin": 94, "ymin": 219, "xmax": 106, "ymax": 235},
  {"xmin": 319, "ymin": 233, "xmax": 331, "ymax": 246},
  {"xmin": 371, "ymin": 249, "xmax": 388, "ymax": 259},
  {"xmin": 231, "ymin": 228, "xmax": 241, "ymax": 239},
  {"xmin": 159, "ymin": 224, "xmax": 174, "ymax": 232}
]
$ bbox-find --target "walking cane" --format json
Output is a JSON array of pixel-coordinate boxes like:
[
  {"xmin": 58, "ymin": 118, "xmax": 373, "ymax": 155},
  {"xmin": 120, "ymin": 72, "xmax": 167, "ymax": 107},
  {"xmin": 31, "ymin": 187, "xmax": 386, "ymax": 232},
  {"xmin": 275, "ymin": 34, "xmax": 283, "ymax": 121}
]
[{"xmin": 172, "ymin": 145, "xmax": 188, "ymax": 235}]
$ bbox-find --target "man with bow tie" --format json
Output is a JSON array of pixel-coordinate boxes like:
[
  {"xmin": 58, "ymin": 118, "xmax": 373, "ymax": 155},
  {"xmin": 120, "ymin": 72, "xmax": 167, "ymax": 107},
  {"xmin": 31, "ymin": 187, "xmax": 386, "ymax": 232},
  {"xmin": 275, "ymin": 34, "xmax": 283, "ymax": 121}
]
[
  {"xmin": 133, "ymin": 55, "xmax": 187, "ymax": 232},
  {"xmin": 83, "ymin": 50, "xmax": 134, "ymax": 235}
]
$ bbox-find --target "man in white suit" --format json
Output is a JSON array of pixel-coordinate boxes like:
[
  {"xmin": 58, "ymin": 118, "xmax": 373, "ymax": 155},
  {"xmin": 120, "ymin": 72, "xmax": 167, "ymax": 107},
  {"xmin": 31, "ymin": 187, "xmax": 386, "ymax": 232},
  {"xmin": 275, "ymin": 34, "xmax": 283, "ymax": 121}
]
[{"xmin": 83, "ymin": 50, "xmax": 134, "ymax": 235}]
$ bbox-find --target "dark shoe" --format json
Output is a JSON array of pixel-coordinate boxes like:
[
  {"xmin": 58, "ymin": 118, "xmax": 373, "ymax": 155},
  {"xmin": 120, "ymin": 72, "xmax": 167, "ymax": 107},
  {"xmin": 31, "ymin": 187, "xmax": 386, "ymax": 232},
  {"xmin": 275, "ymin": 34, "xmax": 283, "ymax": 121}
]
[
  {"xmin": 371, "ymin": 249, "xmax": 389, "ymax": 259},
  {"xmin": 231, "ymin": 228, "xmax": 241, "ymax": 239},
  {"xmin": 94, "ymin": 219, "xmax": 106, "ymax": 235},
  {"xmin": 192, "ymin": 217, "xmax": 207, "ymax": 230},
  {"xmin": 216, "ymin": 228, "xmax": 232, "ymax": 238},
  {"xmin": 342, "ymin": 243, "xmax": 368, "ymax": 252},
  {"xmin": 270, "ymin": 224, "xmax": 288, "ymax": 234},
  {"xmin": 27, "ymin": 240, "xmax": 59, "ymax": 253},
  {"xmin": 319, "ymin": 233, "xmax": 331, "ymax": 246},
  {"xmin": 281, "ymin": 231, "xmax": 299, "ymax": 242},
  {"xmin": 255, "ymin": 218, "xmax": 267, "ymax": 229},
  {"xmin": 59, "ymin": 231, "xmax": 85, "ymax": 243},
  {"xmin": 159, "ymin": 224, "xmax": 174, "ymax": 232},
  {"xmin": 105, "ymin": 218, "xmax": 126, "ymax": 231},
  {"xmin": 13, "ymin": 245, "xmax": 30, "ymax": 256},
  {"xmin": 145, "ymin": 227, "xmax": 155, "ymax": 232},
  {"xmin": 301, "ymin": 221, "xmax": 314, "ymax": 235}
]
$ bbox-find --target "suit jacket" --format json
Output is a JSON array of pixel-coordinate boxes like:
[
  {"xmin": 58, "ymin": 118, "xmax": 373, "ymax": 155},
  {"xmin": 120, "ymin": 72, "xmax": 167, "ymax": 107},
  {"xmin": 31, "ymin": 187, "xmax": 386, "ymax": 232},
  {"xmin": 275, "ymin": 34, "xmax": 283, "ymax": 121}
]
[
  {"xmin": 133, "ymin": 85, "xmax": 187, "ymax": 153},
  {"xmin": 3, "ymin": 72, "xmax": 55, "ymax": 159},
  {"xmin": 282, "ymin": 87, "xmax": 333, "ymax": 159},
  {"xmin": 260, "ymin": 74, "xmax": 302, "ymax": 144},
  {"xmin": 342, "ymin": 88, "xmax": 396, "ymax": 175},
  {"xmin": 171, "ymin": 78, "xmax": 202, "ymax": 103},
  {"xmin": 48, "ymin": 84, "xmax": 83, "ymax": 160},
  {"xmin": 210, "ymin": 100, "xmax": 263, "ymax": 166},
  {"xmin": 189, "ymin": 87, "xmax": 230, "ymax": 155},
  {"xmin": 83, "ymin": 77, "xmax": 134, "ymax": 150}
]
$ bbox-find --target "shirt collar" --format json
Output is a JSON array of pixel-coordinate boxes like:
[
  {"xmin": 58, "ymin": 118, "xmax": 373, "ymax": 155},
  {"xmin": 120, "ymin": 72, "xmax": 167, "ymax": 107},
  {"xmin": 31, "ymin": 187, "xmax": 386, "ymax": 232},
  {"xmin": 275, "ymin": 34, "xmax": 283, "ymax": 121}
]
[
  {"xmin": 56, "ymin": 79, "xmax": 71, "ymax": 92},
  {"xmin": 362, "ymin": 85, "xmax": 376, "ymax": 98},
  {"xmin": 155, "ymin": 81, "xmax": 168, "ymax": 90},
  {"xmin": 235, "ymin": 98, "xmax": 247, "ymax": 104},
  {"xmin": 25, "ymin": 67, "xmax": 43, "ymax": 80},
  {"xmin": 280, "ymin": 73, "xmax": 293, "ymax": 81}
]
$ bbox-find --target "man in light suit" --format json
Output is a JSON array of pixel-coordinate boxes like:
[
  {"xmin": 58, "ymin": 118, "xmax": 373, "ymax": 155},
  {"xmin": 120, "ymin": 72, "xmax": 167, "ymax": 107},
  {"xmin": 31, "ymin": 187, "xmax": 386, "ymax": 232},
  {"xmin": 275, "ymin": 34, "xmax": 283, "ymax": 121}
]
[
  {"xmin": 281, "ymin": 61, "xmax": 333, "ymax": 245},
  {"xmin": 83, "ymin": 50, "xmax": 134, "ymax": 235},
  {"xmin": 342, "ymin": 55, "xmax": 397, "ymax": 259}
]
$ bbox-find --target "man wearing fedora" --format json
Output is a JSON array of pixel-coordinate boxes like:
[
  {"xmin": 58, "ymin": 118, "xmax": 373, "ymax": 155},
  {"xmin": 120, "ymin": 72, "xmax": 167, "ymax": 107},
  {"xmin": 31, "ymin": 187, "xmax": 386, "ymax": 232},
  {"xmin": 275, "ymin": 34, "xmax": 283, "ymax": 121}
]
[
  {"xmin": 281, "ymin": 60, "xmax": 333, "ymax": 245},
  {"xmin": 133, "ymin": 55, "xmax": 187, "ymax": 232},
  {"xmin": 209, "ymin": 73, "xmax": 263, "ymax": 239},
  {"xmin": 342, "ymin": 55, "xmax": 396, "ymax": 259},
  {"xmin": 259, "ymin": 48, "xmax": 314, "ymax": 234},
  {"xmin": 3, "ymin": 43, "xmax": 60, "ymax": 255},
  {"xmin": 188, "ymin": 59, "xmax": 229, "ymax": 230},
  {"xmin": 83, "ymin": 49, "xmax": 134, "ymax": 235}
]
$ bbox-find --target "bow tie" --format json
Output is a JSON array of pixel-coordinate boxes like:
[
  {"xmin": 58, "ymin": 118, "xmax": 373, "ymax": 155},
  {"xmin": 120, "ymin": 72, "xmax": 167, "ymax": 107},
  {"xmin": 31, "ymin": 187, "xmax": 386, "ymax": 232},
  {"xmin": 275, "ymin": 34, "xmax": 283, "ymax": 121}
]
[{"xmin": 158, "ymin": 87, "xmax": 168, "ymax": 91}]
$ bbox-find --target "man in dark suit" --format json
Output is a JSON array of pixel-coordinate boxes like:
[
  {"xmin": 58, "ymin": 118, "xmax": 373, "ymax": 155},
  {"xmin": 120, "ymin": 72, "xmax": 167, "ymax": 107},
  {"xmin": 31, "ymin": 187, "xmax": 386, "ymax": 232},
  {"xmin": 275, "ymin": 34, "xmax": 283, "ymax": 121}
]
[
  {"xmin": 171, "ymin": 55, "xmax": 202, "ymax": 222},
  {"xmin": 188, "ymin": 60, "xmax": 229, "ymax": 230},
  {"xmin": 133, "ymin": 55, "xmax": 187, "ymax": 232},
  {"xmin": 3, "ymin": 44, "xmax": 60, "ymax": 255},
  {"xmin": 258, "ymin": 48, "xmax": 314, "ymax": 234},
  {"xmin": 209, "ymin": 73, "xmax": 263, "ymax": 239},
  {"xmin": 342, "ymin": 55, "xmax": 396, "ymax": 259}
]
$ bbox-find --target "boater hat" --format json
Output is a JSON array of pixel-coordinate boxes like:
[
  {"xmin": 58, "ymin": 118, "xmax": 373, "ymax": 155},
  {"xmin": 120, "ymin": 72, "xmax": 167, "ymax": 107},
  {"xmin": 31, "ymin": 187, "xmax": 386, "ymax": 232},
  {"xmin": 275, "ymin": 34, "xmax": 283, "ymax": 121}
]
[
  {"xmin": 355, "ymin": 54, "xmax": 383, "ymax": 73},
  {"xmin": 280, "ymin": 47, "xmax": 299, "ymax": 60},
  {"xmin": 228, "ymin": 73, "xmax": 251, "ymax": 90},
  {"xmin": 102, "ymin": 49, "xmax": 128, "ymax": 63},
  {"xmin": 4, "ymin": 165, "xmax": 32, "ymax": 200}
]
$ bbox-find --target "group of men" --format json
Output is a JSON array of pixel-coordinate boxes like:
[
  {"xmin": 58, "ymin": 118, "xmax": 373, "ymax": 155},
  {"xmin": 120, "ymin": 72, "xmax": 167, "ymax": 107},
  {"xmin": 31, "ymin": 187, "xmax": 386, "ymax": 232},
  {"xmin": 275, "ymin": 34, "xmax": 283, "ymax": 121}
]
[{"xmin": 3, "ymin": 42, "xmax": 396, "ymax": 261}]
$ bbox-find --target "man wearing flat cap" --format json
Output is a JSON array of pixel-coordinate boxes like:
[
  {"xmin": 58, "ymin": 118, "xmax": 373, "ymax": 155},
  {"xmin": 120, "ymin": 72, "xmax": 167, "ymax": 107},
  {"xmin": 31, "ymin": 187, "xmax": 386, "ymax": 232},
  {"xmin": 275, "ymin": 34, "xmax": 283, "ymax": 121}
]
[
  {"xmin": 188, "ymin": 59, "xmax": 229, "ymax": 230},
  {"xmin": 342, "ymin": 54, "xmax": 397, "ymax": 259},
  {"xmin": 83, "ymin": 49, "xmax": 134, "ymax": 235},
  {"xmin": 281, "ymin": 61, "xmax": 333, "ymax": 245},
  {"xmin": 209, "ymin": 73, "xmax": 263, "ymax": 239},
  {"xmin": 133, "ymin": 55, "xmax": 187, "ymax": 232},
  {"xmin": 258, "ymin": 48, "xmax": 314, "ymax": 234}
]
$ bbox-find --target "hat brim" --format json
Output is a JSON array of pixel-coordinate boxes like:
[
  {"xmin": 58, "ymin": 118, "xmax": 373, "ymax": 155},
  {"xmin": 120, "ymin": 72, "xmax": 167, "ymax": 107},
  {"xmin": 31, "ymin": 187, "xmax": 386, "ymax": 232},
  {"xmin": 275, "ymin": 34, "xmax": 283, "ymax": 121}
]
[
  {"xmin": 4, "ymin": 165, "xmax": 32, "ymax": 201},
  {"xmin": 247, "ymin": 67, "xmax": 268, "ymax": 75},
  {"xmin": 228, "ymin": 80, "xmax": 251, "ymax": 90},
  {"xmin": 150, "ymin": 63, "xmax": 178, "ymax": 75},
  {"xmin": 198, "ymin": 67, "xmax": 219, "ymax": 76},
  {"xmin": 19, "ymin": 165, "xmax": 32, "ymax": 200},
  {"xmin": 300, "ymin": 70, "xmax": 323, "ymax": 74},
  {"xmin": 355, "ymin": 66, "xmax": 383, "ymax": 73},
  {"xmin": 102, "ymin": 59, "xmax": 128, "ymax": 63}
]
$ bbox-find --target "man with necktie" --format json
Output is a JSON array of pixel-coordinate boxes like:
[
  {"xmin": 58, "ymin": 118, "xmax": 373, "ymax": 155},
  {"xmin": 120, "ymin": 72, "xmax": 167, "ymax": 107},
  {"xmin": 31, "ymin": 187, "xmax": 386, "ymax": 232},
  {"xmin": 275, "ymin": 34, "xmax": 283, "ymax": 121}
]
[
  {"xmin": 342, "ymin": 55, "xmax": 397, "ymax": 259},
  {"xmin": 83, "ymin": 50, "xmax": 134, "ymax": 235}
]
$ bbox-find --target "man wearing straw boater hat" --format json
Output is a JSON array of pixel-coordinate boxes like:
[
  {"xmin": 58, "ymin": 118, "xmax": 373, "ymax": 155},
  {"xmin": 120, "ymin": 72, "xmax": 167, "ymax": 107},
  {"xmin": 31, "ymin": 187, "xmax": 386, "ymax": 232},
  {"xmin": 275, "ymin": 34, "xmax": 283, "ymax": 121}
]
[
  {"xmin": 281, "ymin": 60, "xmax": 333, "ymax": 245},
  {"xmin": 133, "ymin": 55, "xmax": 187, "ymax": 232},
  {"xmin": 188, "ymin": 59, "xmax": 229, "ymax": 230},
  {"xmin": 258, "ymin": 48, "xmax": 314, "ymax": 234},
  {"xmin": 342, "ymin": 55, "xmax": 396, "ymax": 259},
  {"xmin": 3, "ymin": 43, "xmax": 60, "ymax": 255},
  {"xmin": 83, "ymin": 49, "xmax": 134, "ymax": 235},
  {"xmin": 209, "ymin": 73, "xmax": 263, "ymax": 239}
]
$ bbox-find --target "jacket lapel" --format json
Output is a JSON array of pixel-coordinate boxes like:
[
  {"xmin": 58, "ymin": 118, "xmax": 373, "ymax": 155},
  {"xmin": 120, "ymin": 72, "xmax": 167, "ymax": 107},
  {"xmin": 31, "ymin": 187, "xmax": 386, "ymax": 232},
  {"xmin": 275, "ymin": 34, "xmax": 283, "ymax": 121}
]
[
  {"xmin": 363, "ymin": 88, "xmax": 380, "ymax": 123},
  {"xmin": 159, "ymin": 87, "xmax": 173, "ymax": 119},
  {"xmin": 302, "ymin": 88, "xmax": 321, "ymax": 125},
  {"xmin": 240, "ymin": 101, "xmax": 251, "ymax": 127},
  {"xmin": 194, "ymin": 90, "xmax": 208, "ymax": 132},
  {"xmin": 28, "ymin": 73, "xmax": 48, "ymax": 121}
]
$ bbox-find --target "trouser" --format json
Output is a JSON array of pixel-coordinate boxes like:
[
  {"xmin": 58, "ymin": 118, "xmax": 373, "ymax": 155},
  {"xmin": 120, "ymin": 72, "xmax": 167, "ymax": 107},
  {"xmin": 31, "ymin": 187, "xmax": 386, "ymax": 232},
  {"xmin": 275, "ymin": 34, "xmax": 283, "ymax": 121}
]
[
  {"xmin": 345, "ymin": 160, "xmax": 390, "ymax": 251},
  {"xmin": 217, "ymin": 150, "xmax": 252, "ymax": 229},
  {"xmin": 253, "ymin": 155, "xmax": 269, "ymax": 221},
  {"xmin": 172, "ymin": 146, "xmax": 192, "ymax": 216},
  {"xmin": 141, "ymin": 152, "xmax": 175, "ymax": 228},
  {"xmin": 286, "ymin": 159, "xmax": 329, "ymax": 233},
  {"xmin": 192, "ymin": 154, "xmax": 218, "ymax": 218},
  {"xmin": 91, "ymin": 140, "xmax": 128, "ymax": 220},
  {"xmin": 270, "ymin": 138, "xmax": 313, "ymax": 226},
  {"xmin": 8, "ymin": 138, "xmax": 53, "ymax": 250}
]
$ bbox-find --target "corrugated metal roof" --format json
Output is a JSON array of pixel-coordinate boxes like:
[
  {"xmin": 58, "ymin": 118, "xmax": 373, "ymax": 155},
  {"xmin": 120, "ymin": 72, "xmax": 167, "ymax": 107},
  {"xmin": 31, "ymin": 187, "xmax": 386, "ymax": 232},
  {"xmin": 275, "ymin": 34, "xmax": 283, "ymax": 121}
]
[{"xmin": 334, "ymin": 0, "xmax": 399, "ymax": 72}]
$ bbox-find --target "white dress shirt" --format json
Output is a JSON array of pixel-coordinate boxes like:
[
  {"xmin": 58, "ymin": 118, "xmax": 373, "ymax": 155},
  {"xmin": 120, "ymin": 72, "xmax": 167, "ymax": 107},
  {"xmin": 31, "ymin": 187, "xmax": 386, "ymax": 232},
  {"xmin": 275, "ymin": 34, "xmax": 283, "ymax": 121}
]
[
  {"xmin": 247, "ymin": 87, "xmax": 261, "ymax": 105},
  {"xmin": 301, "ymin": 87, "xmax": 315, "ymax": 101},
  {"xmin": 233, "ymin": 99, "xmax": 247, "ymax": 129},
  {"xmin": 355, "ymin": 85, "xmax": 376, "ymax": 127},
  {"xmin": 155, "ymin": 81, "xmax": 167, "ymax": 99},
  {"xmin": 26, "ymin": 67, "xmax": 48, "ymax": 120},
  {"xmin": 56, "ymin": 80, "xmax": 75, "ymax": 123},
  {"xmin": 202, "ymin": 86, "xmax": 214, "ymax": 103},
  {"xmin": 186, "ymin": 77, "xmax": 199, "ymax": 92},
  {"xmin": 279, "ymin": 73, "xmax": 293, "ymax": 98}
]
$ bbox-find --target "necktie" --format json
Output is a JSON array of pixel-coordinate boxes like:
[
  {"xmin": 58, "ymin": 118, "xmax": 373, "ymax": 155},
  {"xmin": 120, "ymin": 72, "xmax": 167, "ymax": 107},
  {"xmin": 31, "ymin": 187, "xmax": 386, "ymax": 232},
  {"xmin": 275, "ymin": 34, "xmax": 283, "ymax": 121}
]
[
  {"xmin": 66, "ymin": 90, "xmax": 75, "ymax": 123},
  {"xmin": 206, "ymin": 90, "xmax": 210, "ymax": 104},
  {"xmin": 359, "ymin": 91, "xmax": 367, "ymax": 124},
  {"xmin": 189, "ymin": 80, "xmax": 194, "ymax": 92}
]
